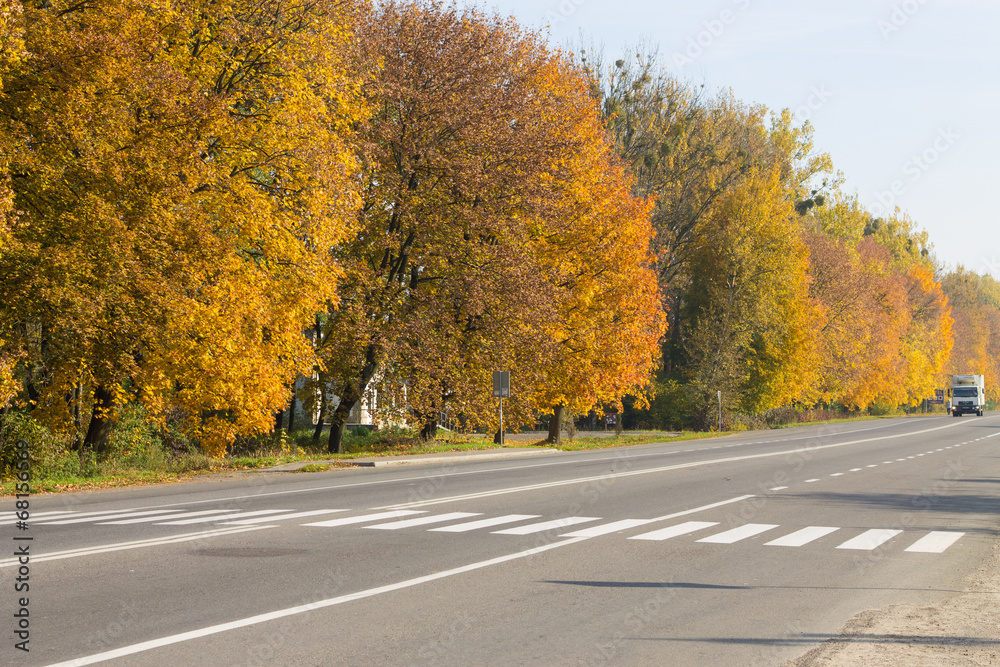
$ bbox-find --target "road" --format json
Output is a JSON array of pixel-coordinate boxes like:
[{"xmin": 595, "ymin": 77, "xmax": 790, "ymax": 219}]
[{"xmin": 4, "ymin": 415, "xmax": 999, "ymax": 666}]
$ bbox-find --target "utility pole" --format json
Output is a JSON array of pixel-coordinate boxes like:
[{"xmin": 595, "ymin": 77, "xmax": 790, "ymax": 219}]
[{"xmin": 493, "ymin": 371, "xmax": 510, "ymax": 445}]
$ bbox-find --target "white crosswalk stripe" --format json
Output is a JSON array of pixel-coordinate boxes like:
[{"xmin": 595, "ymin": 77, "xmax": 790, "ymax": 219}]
[
  {"xmin": 561, "ymin": 519, "xmax": 656, "ymax": 538},
  {"xmin": 905, "ymin": 531, "xmax": 965, "ymax": 553},
  {"xmin": 429, "ymin": 515, "xmax": 540, "ymax": 533},
  {"xmin": 836, "ymin": 529, "xmax": 902, "ymax": 550},
  {"xmin": 697, "ymin": 524, "xmax": 779, "ymax": 544},
  {"xmin": 303, "ymin": 510, "xmax": 424, "ymax": 528},
  {"xmin": 156, "ymin": 510, "xmax": 293, "ymax": 525},
  {"xmin": 35, "ymin": 509, "xmax": 165, "ymax": 524},
  {"xmin": 100, "ymin": 510, "xmax": 244, "ymax": 525},
  {"xmin": 222, "ymin": 510, "xmax": 347, "ymax": 525},
  {"xmin": 366, "ymin": 513, "xmax": 481, "ymax": 530},
  {"xmin": 765, "ymin": 527, "xmax": 840, "ymax": 547},
  {"xmin": 629, "ymin": 521, "xmax": 719, "ymax": 542},
  {"xmin": 492, "ymin": 517, "xmax": 599, "ymax": 535},
  {"xmin": 44, "ymin": 510, "xmax": 183, "ymax": 525}
]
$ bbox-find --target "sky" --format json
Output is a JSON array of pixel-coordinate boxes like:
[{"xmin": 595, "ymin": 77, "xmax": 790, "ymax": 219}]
[{"xmin": 483, "ymin": 0, "xmax": 1000, "ymax": 278}]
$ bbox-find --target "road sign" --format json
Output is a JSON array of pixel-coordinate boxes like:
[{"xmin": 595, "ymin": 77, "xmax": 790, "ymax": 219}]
[
  {"xmin": 928, "ymin": 389, "xmax": 945, "ymax": 405},
  {"xmin": 492, "ymin": 371, "xmax": 510, "ymax": 398}
]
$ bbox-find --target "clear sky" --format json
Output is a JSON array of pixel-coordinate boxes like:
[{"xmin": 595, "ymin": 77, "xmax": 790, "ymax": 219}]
[{"xmin": 484, "ymin": 0, "xmax": 1000, "ymax": 278}]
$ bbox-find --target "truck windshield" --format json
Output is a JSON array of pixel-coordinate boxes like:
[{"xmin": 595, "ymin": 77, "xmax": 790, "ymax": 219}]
[{"xmin": 954, "ymin": 387, "xmax": 979, "ymax": 397}]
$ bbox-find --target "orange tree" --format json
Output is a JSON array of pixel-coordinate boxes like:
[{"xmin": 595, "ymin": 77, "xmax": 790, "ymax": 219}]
[
  {"xmin": 315, "ymin": 1, "xmax": 664, "ymax": 451},
  {"xmin": 0, "ymin": 0, "xmax": 365, "ymax": 454}
]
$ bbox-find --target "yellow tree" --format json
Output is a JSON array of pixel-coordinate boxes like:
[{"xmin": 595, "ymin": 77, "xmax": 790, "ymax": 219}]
[
  {"xmin": 0, "ymin": 0, "xmax": 364, "ymax": 453},
  {"xmin": 942, "ymin": 269, "xmax": 1000, "ymax": 406},
  {"xmin": 0, "ymin": 0, "xmax": 22, "ymax": 408},
  {"xmin": 683, "ymin": 167, "xmax": 817, "ymax": 423}
]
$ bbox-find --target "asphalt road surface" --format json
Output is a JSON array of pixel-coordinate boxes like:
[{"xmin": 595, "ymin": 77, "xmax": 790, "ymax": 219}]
[{"xmin": 4, "ymin": 415, "xmax": 999, "ymax": 666}]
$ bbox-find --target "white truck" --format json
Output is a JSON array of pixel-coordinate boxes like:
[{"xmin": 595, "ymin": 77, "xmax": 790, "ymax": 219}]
[{"xmin": 949, "ymin": 374, "xmax": 986, "ymax": 417}]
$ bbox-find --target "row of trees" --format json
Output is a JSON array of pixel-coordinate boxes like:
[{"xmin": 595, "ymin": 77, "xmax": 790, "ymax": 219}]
[
  {"xmin": 584, "ymin": 48, "xmax": 988, "ymax": 428},
  {"xmin": 1, "ymin": 1, "xmax": 997, "ymax": 457},
  {"xmin": 0, "ymin": 0, "xmax": 663, "ymax": 455}
]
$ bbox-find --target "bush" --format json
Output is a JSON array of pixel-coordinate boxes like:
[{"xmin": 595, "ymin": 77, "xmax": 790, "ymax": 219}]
[
  {"xmin": 0, "ymin": 410, "xmax": 79, "ymax": 480},
  {"xmin": 105, "ymin": 404, "xmax": 168, "ymax": 471},
  {"xmin": 763, "ymin": 406, "xmax": 798, "ymax": 427}
]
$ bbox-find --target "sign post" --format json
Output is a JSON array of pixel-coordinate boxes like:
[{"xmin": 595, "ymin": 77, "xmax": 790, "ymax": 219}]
[
  {"xmin": 717, "ymin": 391, "xmax": 722, "ymax": 432},
  {"xmin": 493, "ymin": 371, "xmax": 510, "ymax": 446}
]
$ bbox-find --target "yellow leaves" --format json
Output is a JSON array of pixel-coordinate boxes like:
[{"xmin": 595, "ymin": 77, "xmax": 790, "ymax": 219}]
[{"xmin": 0, "ymin": 0, "xmax": 366, "ymax": 450}]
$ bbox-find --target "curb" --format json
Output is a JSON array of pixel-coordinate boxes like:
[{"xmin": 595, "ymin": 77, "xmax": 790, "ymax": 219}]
[{"xmin": 263, "ymin": 447, "xmax": 561, "ymax": 472}]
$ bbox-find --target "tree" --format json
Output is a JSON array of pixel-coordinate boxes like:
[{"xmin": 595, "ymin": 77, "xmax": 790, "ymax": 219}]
[
  {"xmin": 0, "ymin": 0, "xmax": 365, "ymax": 454},
  {"xmin": 317, "ymin": 1, "xmax": 664, "ymax": 452}
]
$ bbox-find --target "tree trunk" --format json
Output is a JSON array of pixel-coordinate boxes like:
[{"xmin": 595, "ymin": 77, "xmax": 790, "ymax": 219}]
[
  {"xmin": 327, "ymin": 342, "xmax": 382, "ymax": 454},
  {"xmin": 328, "ymin": 395, "xmax": 358, "ymax": 454},
  {"xmin": 547, "ymin": 404, "xmax": 563, "ymax": 444},
  {"xmin": 312, "ymin": 393, "xmax": 328, "ymax": 445},
  {"xmin": 83, "ymin": 384, "xmax": 116, "ymax": 454},
  {"xmin": 73, "ymin": 384, "xmax": 81, "ymax": 432},
  {"xmin": 493, "ymin": 428, "xmax": 502, "ymax": 444},
  {"xmin": 421, "ymin": 419, "xmax": 438, "ymax": 442},
  {"xmin": 274, "ymin": 408, "xmax": 284, "ymax": 432},
  {"xmin": 286, "ymin": 393, "xmax": 297, "ymax": 435}
]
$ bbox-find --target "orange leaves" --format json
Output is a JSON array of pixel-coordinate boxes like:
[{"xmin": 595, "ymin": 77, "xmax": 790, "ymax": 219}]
[{"xmin": 0, "ymin": 0, "xmax": 365, "ymax": 450}]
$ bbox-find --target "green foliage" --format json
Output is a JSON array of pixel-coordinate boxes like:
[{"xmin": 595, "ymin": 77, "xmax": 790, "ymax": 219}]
[
  {"xmin": 639, "ymin": 379, "xmax": 695, "ymax": 431},
  {"xmin": 105, "ymin": 404, "xmax": 166, "ymax": 470},
  {"xmin": 0, "ymin": 409, "xmax": 78, "ymax": 479}
]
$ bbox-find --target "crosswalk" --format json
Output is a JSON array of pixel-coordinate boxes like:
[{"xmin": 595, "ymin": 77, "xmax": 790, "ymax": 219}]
[{"xmin": 22, "ymin": 507, "xmax": 967, "ymax": 555}]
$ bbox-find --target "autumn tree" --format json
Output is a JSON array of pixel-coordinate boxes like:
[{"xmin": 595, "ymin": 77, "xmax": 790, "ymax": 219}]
[
  {"xmin": 942, "ymin": 269, "xmax": 1000, "ymax": 406},
  {"xmin": 315, "ymin": 2, "xmax": 664, "ymax": 452},
  {"xmin": 0, "ymin": 0, "xmax": 22, "ymax": 409},
  {"xmin": 0, "ymin": 0, "xmax": 364, "ymax": 453}
]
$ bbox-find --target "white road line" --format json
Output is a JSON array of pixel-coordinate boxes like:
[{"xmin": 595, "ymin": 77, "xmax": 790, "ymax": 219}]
[
  {"xmin": 303, "ymin": 510, "xmax": 424, "ymax": 528},
  {"xmin": 830, "ymin": 473, "xmax": 845, "ymax": 477},
  {"xmin": 697, "ymin": 524, "xmax": 779, "ymax": 544},
  {"xmin": 156, "ymin": 510, "xmax": 293, "ymax": 526},
  {"xmin": 365, "ymin": 512, "xmax": 480, "ymax": 530},
  {"xmin": 43, "ymin": 535, "xmax": 592, "ymax": 667},
  {"xmin": 896, "ymin": 458, "xmax": 906, "ymax": 461},
  {"xmin": 375, "ymin": 421, "xmax": 969, "ymax": 510},
  {"xmin": 0, "ymin": 526, "xmax": 270, "ymax": 568},
  {"xmin": 905, "ymin": 532, "xmax": 965, "ymax": 553},
  {"xmin": 836, "ymin": 529, "xmax": 902, "ymax": 550},
  {"xmin": 18, "ymin": 511, "xmax": 73, "ymax": 519},
  {"xmin": 866, "ymin": 465, "xmax": 878, "ymax": 468},
  {"xmin": 43, "ymin": 510, "xmax": 183, "ymax": 525},
  {"xmin": 100, "ymin": 510, "xmax": 238, "ymax": 525},
  {"xmin": 770, "ymin": 487, "xmax": 788, "ymax": 491},
  {"xmin": 850, "ymin": 468, "xmax": 863, "ymax": 472},
  {"xmin": 805, "ymin": 479, "xmax": 820, "ymax": 483},
  {"xmin": 429, "ymin": 515, "xmax": 540, "ymax": 533},
  {"xmin": 649, "ymin": 495, "xmax": 755, "ymax": 523},
  {"xmin": 221, "ymin": 510, "xmax": 347, "ymax": 525},
  {"xmin": 630, "ymin": 521, "xmax": 719, "ymax": 542},
  {"xmin": 883, "ymin": 461, "xmax": 893, "ymax": 464},
  {"xmin": 765, "ymin": 527, "xmax": 840, "ymax": 547},
  {"xmin": 492, "ymin": 517, "xmax": 599, "ymax": 535},
  {"xmin": 560, "ymin": 519, "xmax": 656, "ymax": 538}
]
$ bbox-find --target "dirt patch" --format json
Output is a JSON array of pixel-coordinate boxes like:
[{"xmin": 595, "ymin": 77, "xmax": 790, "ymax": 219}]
[{"xmin": 786, "ymin": 538, "xmax": 1000, "ymax": 666}]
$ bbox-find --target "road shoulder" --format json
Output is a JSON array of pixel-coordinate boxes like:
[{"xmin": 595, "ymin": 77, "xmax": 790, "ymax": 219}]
[{"xmin": 786, "ymin": 534, "xmax": 1000, "ymax": 666}]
